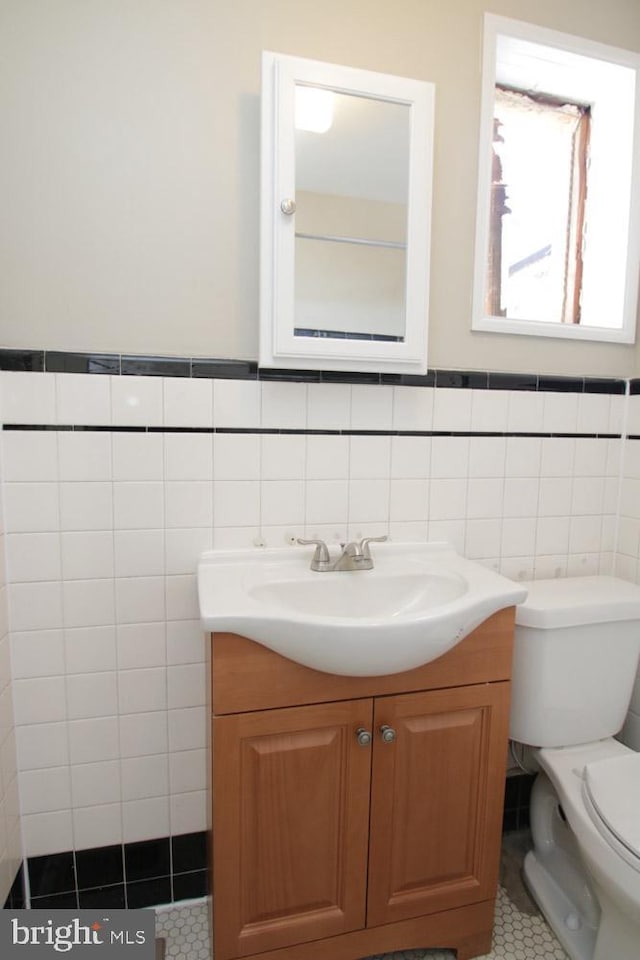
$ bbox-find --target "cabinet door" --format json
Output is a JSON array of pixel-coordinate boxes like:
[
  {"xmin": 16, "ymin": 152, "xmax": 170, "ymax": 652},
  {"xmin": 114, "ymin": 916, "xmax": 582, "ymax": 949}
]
[
  {"xmin": 367, "ymin": 682, "xmax": 510, "ymax": 926},
  {"xmin": 213, "ymin": 699, "xmax": 373, "ymax": 959}
]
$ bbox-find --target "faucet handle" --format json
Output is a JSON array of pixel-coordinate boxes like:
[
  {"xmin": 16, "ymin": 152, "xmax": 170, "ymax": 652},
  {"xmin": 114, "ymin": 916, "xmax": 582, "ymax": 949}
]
[
  {"xmin": 296, "ymin": 538, "xmax": 331, "ymax": 564},
  {"xmin": 359, "ymin": 535, "xmax": 388, "ymax": 560}
]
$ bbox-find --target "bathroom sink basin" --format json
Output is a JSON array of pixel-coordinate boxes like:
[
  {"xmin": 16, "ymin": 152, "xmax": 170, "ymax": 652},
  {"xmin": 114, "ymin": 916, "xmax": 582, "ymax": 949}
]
[{"xmin": 198, "ymin": 541, "xmax": 527, "ymax": 676}]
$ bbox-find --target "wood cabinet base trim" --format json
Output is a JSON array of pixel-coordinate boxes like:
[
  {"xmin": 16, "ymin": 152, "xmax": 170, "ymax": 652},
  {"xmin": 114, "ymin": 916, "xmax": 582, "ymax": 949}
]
[{"xmin": 219, "ymin": 897, "xmax": 494, "ymax": 960}]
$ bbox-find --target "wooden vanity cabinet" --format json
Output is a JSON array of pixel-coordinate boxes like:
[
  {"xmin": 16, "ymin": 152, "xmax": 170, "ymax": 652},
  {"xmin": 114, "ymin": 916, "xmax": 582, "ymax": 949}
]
[{"xmin": 209, "ymin": 608, "xmax": 514, "ymax": 960}]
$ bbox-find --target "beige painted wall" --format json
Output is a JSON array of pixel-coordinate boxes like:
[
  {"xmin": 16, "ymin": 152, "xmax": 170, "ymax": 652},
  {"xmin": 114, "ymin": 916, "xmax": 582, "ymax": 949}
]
[{"xmin": 1, "ymin": 0, "xmax": 640, "ymax": 375}]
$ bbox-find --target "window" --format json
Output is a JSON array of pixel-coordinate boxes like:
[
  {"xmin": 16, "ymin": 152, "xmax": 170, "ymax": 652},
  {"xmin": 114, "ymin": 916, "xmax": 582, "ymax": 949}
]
[{"xmin": 473, "ymin": 15, "xmax": 640, "ymax": 344}]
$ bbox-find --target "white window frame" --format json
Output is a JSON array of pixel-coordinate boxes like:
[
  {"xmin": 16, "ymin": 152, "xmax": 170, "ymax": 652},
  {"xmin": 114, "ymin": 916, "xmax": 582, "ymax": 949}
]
[{"xmin": 472, "ymin": 14, "xmax": 640, "ymax": 344}]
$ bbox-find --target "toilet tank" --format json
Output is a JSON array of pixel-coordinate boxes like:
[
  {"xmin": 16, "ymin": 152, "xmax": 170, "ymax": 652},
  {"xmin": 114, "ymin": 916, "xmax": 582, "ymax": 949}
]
[{"xmin": 510, "ymin": 576, "xmax": 640, "ymax": 748}]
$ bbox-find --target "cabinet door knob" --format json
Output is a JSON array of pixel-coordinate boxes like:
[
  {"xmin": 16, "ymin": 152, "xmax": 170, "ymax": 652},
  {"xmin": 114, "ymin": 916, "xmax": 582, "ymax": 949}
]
[
  {"xmin": 280, "ymin": 198, "xmax": 297, "ymax": 215},
  {"xmin": 380, "ymin": 724, "xmax": 397, "ymax": 743},
  {"xmin": 355, "ymin": 727, "xmax": 372, "ymax": 747}
]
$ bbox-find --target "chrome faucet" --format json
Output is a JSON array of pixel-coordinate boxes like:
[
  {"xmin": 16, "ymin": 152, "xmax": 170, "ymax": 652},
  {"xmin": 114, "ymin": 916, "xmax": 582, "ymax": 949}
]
[{"xmin": 297, "ymin": 536, "xmax": 387, "ymax": 572}]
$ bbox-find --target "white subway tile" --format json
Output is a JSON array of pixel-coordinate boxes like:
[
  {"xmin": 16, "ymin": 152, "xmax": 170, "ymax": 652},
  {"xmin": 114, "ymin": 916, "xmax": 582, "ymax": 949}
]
[
  {"xmin": 168, "ymin": 707, "xmax": 206, "ymax": 752},
  {"xmin": 71, "ymin": 759, "xmax": 120, "ymax": 807},
  {"xmin": 66, "ymin": 672, "xmax": 118, "ymax": 720},
  {"xmin": 2, "ymin": 431, "xmax": 58, "ymax": 481},
  {"xmin": 504, "ymin": 437, "xmax": 541, "ymax": 478},
  {"xmin": 307, "ymin": 383, "xmax": 350, "ymax": 430},
  {"xmin": 213, "ymin": 379, "xmax": 261, "ymax": 428},
  {"xmin": 65, "ymin": 625, "xmax": 117, "ymax": 674},
  {"xmin": 58, "ymin": 432, "xmax": 112, "ymax": 481},
  {"xmin": 426, "ymin": 519, "xmax": 465, "ymax": 553},
  {"xmin": 165, "ymin": 528, "xmax": 212, "ymax": 576},
  {"xmin": 117, "ymin": 622, "xmax": 166, "ymax": 669},
  {"xmin": 305, "ymin": 480, "xmax": 348, "ymax": 526},
  {"xmin": 168, "ymin": 663, "xmax": 206, "ymax": 709},
  {"xmin": 542, "ymin": 392, "xmax": 578, "ymax": 433},
  {"xmin": 465, "ymin": 519, "xmax": 502, "ymax": 560},
  {"xmin": 163, "ymin": 377, "xmax": 213, "ymax": 428},
  {"xmin": 166, "ymin": 620, "xmax": 205, "ymax": 666},
  {"xmin": 306, "ymin": 435, "xmax": 349, "ymax": 479},
  {"xmin": 16, "ymin": 722, "xmax": 69, "ymax": 770},
  {"xmin": 73, "ymin": 803, "xmax": 122, "ymax": 850},
  {"xmin": 429, "ymin": 479, "xmax": 466, "ymax": 521},
  {"xmin": 349, "ymin": 435, "xmax": 391, "ymax": 479},
  {"xmin": 261, "ymin": 381, "xmax": 307, "ymax": 429},
  {"xmin": 115, "ymin": 576, "xmax": 165, "ymax": 625},
  {"xmin": 390, "ymin": 436, "xmax": 430, "ymax": 479},
  {"xmin": 165, "ymin": 481, "xmax": 213, "ymax": 528},
  {"xmin": 119, "ymin": 712, "xmax": 168, "ymax": 759},
  {"xmin": 10, "ymin": 581, "xmax": 63, "ymax": 632},
  {"xmin": 111, "ymin": 376, "xmax": 163, "ymax": 426},
  {"xmin": 502, "ymin": 477, "xmax": 539, "ymax": 518},
  {"xmin": 68, "ymin": 717, "xmax": 120, "ymax": 765},
  {"xmin": 20, "ymin": 766, "xmax": 71, "ymax": 815},
  {"xmin": 468, "ymin": 436, "xmax": 506, "ymax": 478},
  {"xmin": 576, "ymin": 393, "xmax": 611, "ymax": 435},
  {"xmin": 389, "ymin": 479, "xmax": 429, "ymax": 522},
  {"xmin": 470, "ymin": 390, "xmax": 508, "ymax": 432},
  {"xmin": 571, "ymin": 477, "xmax": 604, "ymax": 516},
  {"xmin": 538, "ymin": 477, "xmax": 573, "ymax": 517},
  {"xmin": 114, "ymin": 530, "xmax": 164, "ymax": 578},
  {"xmin": 165, "ymin": 575, "xmax": 199, "ymax": 621},
  {"xmin": 348, "ymin": 479, "xmax": 390, "ymax": 524},
  {"xmin": 113, "ymin": 482, "xmax": 163, "ymax": 529},
  {"xmin": 60, "ymin": 482, "xmax": 113, "ymax": 531},
  {"xmin": 430, "ymin": 437, "xmax": 469, "ymax": 478},
  {"xmin": 10, "ymin": 629, "xmax": 65, "ymax": 678},
  {"xmin": 4, "ymin": 483, "xmax": 59, "ymax": 533},
  {"xmin": 569, "ymin": 516, "xmax": 603, "ymax": 554},
  {"xmin": 432, "ymin": 388, "xmax": 472, "ymax": 431},
  {"xmin": 1, "ymin": 372, "xmax": 57, "ymax": 425},
  {"xmin": 61, "ymin": 531, "xmax": 114, "ymax": 580},
  {"xmin": 351, "ymin": 385, "xmax": 392, "ymax": 430},
  {"xmin": 573, "ymin": 438, "xmax": 607, "ymax": 477},
  {"xmin": 169, "ymin": 749, "xmax": 207, "ymax": 794},
  {"xmin": 535, "ymin": 517, "xmax": 570, "ymax": 557},
  {"xmin": 501, "ymin": 518, "xmax": 537, "ymax": 558},
  {"xmin": 261, "ymin": 480, "xmax": 305, "ymax": 526},
  {"xmin": 12, "ymin": 677, "xmax": 66, "ymax": 725},
  {"xmin": 466, "ymin": 478, "xmax": 504, "ymax": 520},
  {"xmin": 22, "ymin": 810, "xmax": 73, "ymax": 858},
  {"xmin": 392, "ymin": 386, "xmax": 434, "ymax": 431},
  {"xmin": 56, "ymin": 373, "xmax": 111, "ymax": 426},
  {"xmin": 213, "ymin": 434, "xmax": 260, "ymax": 480},
  {"xmin": 63, "ymin": 579, "xmax": 115, "ymax": 628},
  {"xmin": 6, "ymin": 532, "xmax": 61, "ymax": 583},
  {"xmin": 164, "ymin": 433, "xmax": 213, "ymax": 480},
  {"xmin": 112, "ymin": 432, "xmax": 164, "ymax": 481},
  {"xmin": 506, "ymin": 390, "xmax": 544, "ymax": 433},
  {"xmin": 213, "ymin": 480, "xmax": 260, "ymax": 527},
  {"xmin": 170, "ymin": 790, "xmax": 207, "ymax": 836},
  {"xmin": 121, "ymin": 754, "xmax": 168, "ymax": 801},
  {"xmin": 123, "ymin": 797, "xmax": 170, "ymax": 844},
  {"xmin": 261, "ymin": 434, "xmax": 306, "ymax": 479},
  {"xmin": 118, "ymin": 667, "xmax": 167, "ymax": 714}
]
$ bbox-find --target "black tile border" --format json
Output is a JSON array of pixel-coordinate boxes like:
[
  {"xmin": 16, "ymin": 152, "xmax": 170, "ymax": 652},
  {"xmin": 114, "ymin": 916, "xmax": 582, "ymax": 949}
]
[
  {"xmin": 0, "ymin": 348, "xmax": 629, "ymax": 395},
  {"xmin": 3, "ymin": 832, "xmax": 208, "ymax": 911}
]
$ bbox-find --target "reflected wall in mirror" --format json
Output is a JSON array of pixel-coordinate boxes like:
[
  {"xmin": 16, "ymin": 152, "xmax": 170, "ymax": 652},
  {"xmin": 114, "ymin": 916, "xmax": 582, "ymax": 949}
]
[
  {"xmin": 260, "ymin": 53, "xmax": 434, "ymax": 374},
  {"xmin": 473, "ymin": 15, "xmax": 640, "ymax": 344},
  {"xmin": 295, "ymin": 91, "xmax": 409, "ymax": 343}
]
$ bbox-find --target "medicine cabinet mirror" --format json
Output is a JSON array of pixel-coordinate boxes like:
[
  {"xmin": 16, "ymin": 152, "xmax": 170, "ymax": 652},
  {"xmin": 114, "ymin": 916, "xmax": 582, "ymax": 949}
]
[
  {"xmin": 473, "ymin": 15, "xmax": 640, "ymax": 344},
  {"xmin": 260, "ymin": 52, "xmax": 434, "ymax": 374}
]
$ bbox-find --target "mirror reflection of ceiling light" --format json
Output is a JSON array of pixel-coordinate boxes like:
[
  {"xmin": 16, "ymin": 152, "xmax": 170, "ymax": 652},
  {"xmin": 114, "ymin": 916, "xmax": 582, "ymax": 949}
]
[{"xmin": 295, "ymin": 85, "xmax": 334, "ymax": 133}]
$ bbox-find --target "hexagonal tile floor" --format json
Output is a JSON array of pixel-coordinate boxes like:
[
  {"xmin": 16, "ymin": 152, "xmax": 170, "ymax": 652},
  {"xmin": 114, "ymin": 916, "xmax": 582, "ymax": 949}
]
[{"xmin": 155, "ymin": 885, "xmax": 569, "ymax": 960}]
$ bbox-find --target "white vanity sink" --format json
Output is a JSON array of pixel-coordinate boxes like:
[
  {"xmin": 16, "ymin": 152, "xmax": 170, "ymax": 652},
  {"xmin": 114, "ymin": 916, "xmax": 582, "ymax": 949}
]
[{"xmin": 198, "ymin": 541, "xmax": 526, "ymax": 676}]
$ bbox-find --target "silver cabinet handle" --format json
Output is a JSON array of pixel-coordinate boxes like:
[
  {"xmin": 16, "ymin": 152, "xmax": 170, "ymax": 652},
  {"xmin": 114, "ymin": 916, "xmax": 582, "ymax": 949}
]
[
  {"xmin": 356, "ymin": 728, "xmax": 372, "ymax": 747},
  {"xmin": 380, "ymin": 724, "xmax": 396, "ymax": 744},
  {"xmin": 280, "ymin": 198, "xmax": 297, "ymax": 215}
]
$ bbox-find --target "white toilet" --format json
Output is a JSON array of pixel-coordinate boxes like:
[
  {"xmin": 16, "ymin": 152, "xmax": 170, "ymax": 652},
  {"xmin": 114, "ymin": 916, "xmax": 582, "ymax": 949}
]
[{"xmin": 510, "ymin": 575, "xmax": 640, "ymax": 960}]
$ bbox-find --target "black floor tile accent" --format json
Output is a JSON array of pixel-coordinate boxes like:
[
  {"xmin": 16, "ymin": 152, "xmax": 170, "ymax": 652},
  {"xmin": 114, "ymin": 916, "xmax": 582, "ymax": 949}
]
[
  {"xmin": 76, "ymin": 844, "xmax": 124, "ymax": 890},
  {"xmin": 30, "ymin": 891, "xmax": 79, "ymax": 909},
  {"xmin": 126, "ymin": 877, "xmax": 172, "ymax": 909},
  {"xmin": 125, "ymin": 838, "xmax": 171, "ymax": 884},
  {"xmin": 78, "ymin": 884, "xmax": 127, "ymax": 909},
  {"xmin": 171, "ymin": 832, "xmax": 207, "ymax": 875},
  {"xmin": 27, "ymin": 851, "xmax": 75, "ymax": 897},
  {"xmin": 172, "ymin": 870, "xmax": 209, "ymax": 902}
]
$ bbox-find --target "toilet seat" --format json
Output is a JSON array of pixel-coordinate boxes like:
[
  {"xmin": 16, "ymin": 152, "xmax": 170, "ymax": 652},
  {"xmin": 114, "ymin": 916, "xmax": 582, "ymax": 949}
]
[{"xmin": 583, "ymin": 753, "xmax": 640, "ymax": 872}]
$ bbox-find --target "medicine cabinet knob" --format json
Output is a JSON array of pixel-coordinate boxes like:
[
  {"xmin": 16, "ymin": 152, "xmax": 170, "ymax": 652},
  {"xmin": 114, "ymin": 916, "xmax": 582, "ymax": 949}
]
[
  {"xmin": 380, "ymin": 724, "xmax": 397, "ymax": 744},
  {"xmin": 355, "ymin": 727, "xmax": 372, "ymax": 747},
  {"xmin": 280, "ymin": 198, "xmax": 297, "ymax": 215}
]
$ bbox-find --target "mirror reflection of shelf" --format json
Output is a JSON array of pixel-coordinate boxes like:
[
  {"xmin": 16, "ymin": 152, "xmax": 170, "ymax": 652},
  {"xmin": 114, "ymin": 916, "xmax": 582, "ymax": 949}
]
[{"xmin": 295, "ymin": 231, "xmax": 407, "ymax": 251}]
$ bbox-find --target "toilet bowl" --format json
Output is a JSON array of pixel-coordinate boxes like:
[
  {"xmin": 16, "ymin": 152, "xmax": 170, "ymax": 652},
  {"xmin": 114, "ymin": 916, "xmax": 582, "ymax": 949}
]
[{"xmin": 510, "ymin": 576, "xmax": 640, "ymax": 960}]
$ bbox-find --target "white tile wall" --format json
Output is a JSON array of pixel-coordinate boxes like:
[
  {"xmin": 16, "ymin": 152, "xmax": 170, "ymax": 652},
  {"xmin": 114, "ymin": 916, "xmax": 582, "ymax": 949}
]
[
  {"xmin": 0, "ymin": 370, "xmax": 631, "ymax": 862},
  {"xmin": 0, "ymin": 404, "xmax": 23, "ymax": 904}
]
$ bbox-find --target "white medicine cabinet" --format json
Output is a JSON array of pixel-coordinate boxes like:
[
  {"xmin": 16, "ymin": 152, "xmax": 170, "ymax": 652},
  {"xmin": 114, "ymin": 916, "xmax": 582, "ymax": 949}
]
[{"xmin": 260, "ymin": 52, "xmax": 435, "ymax": 374}]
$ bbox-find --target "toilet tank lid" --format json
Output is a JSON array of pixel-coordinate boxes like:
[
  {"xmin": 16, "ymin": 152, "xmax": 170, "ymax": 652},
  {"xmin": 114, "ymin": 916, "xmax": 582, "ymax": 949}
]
[{"xmin": 515, "ymin": 576, "xmax": 640, "ymax": 629}]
